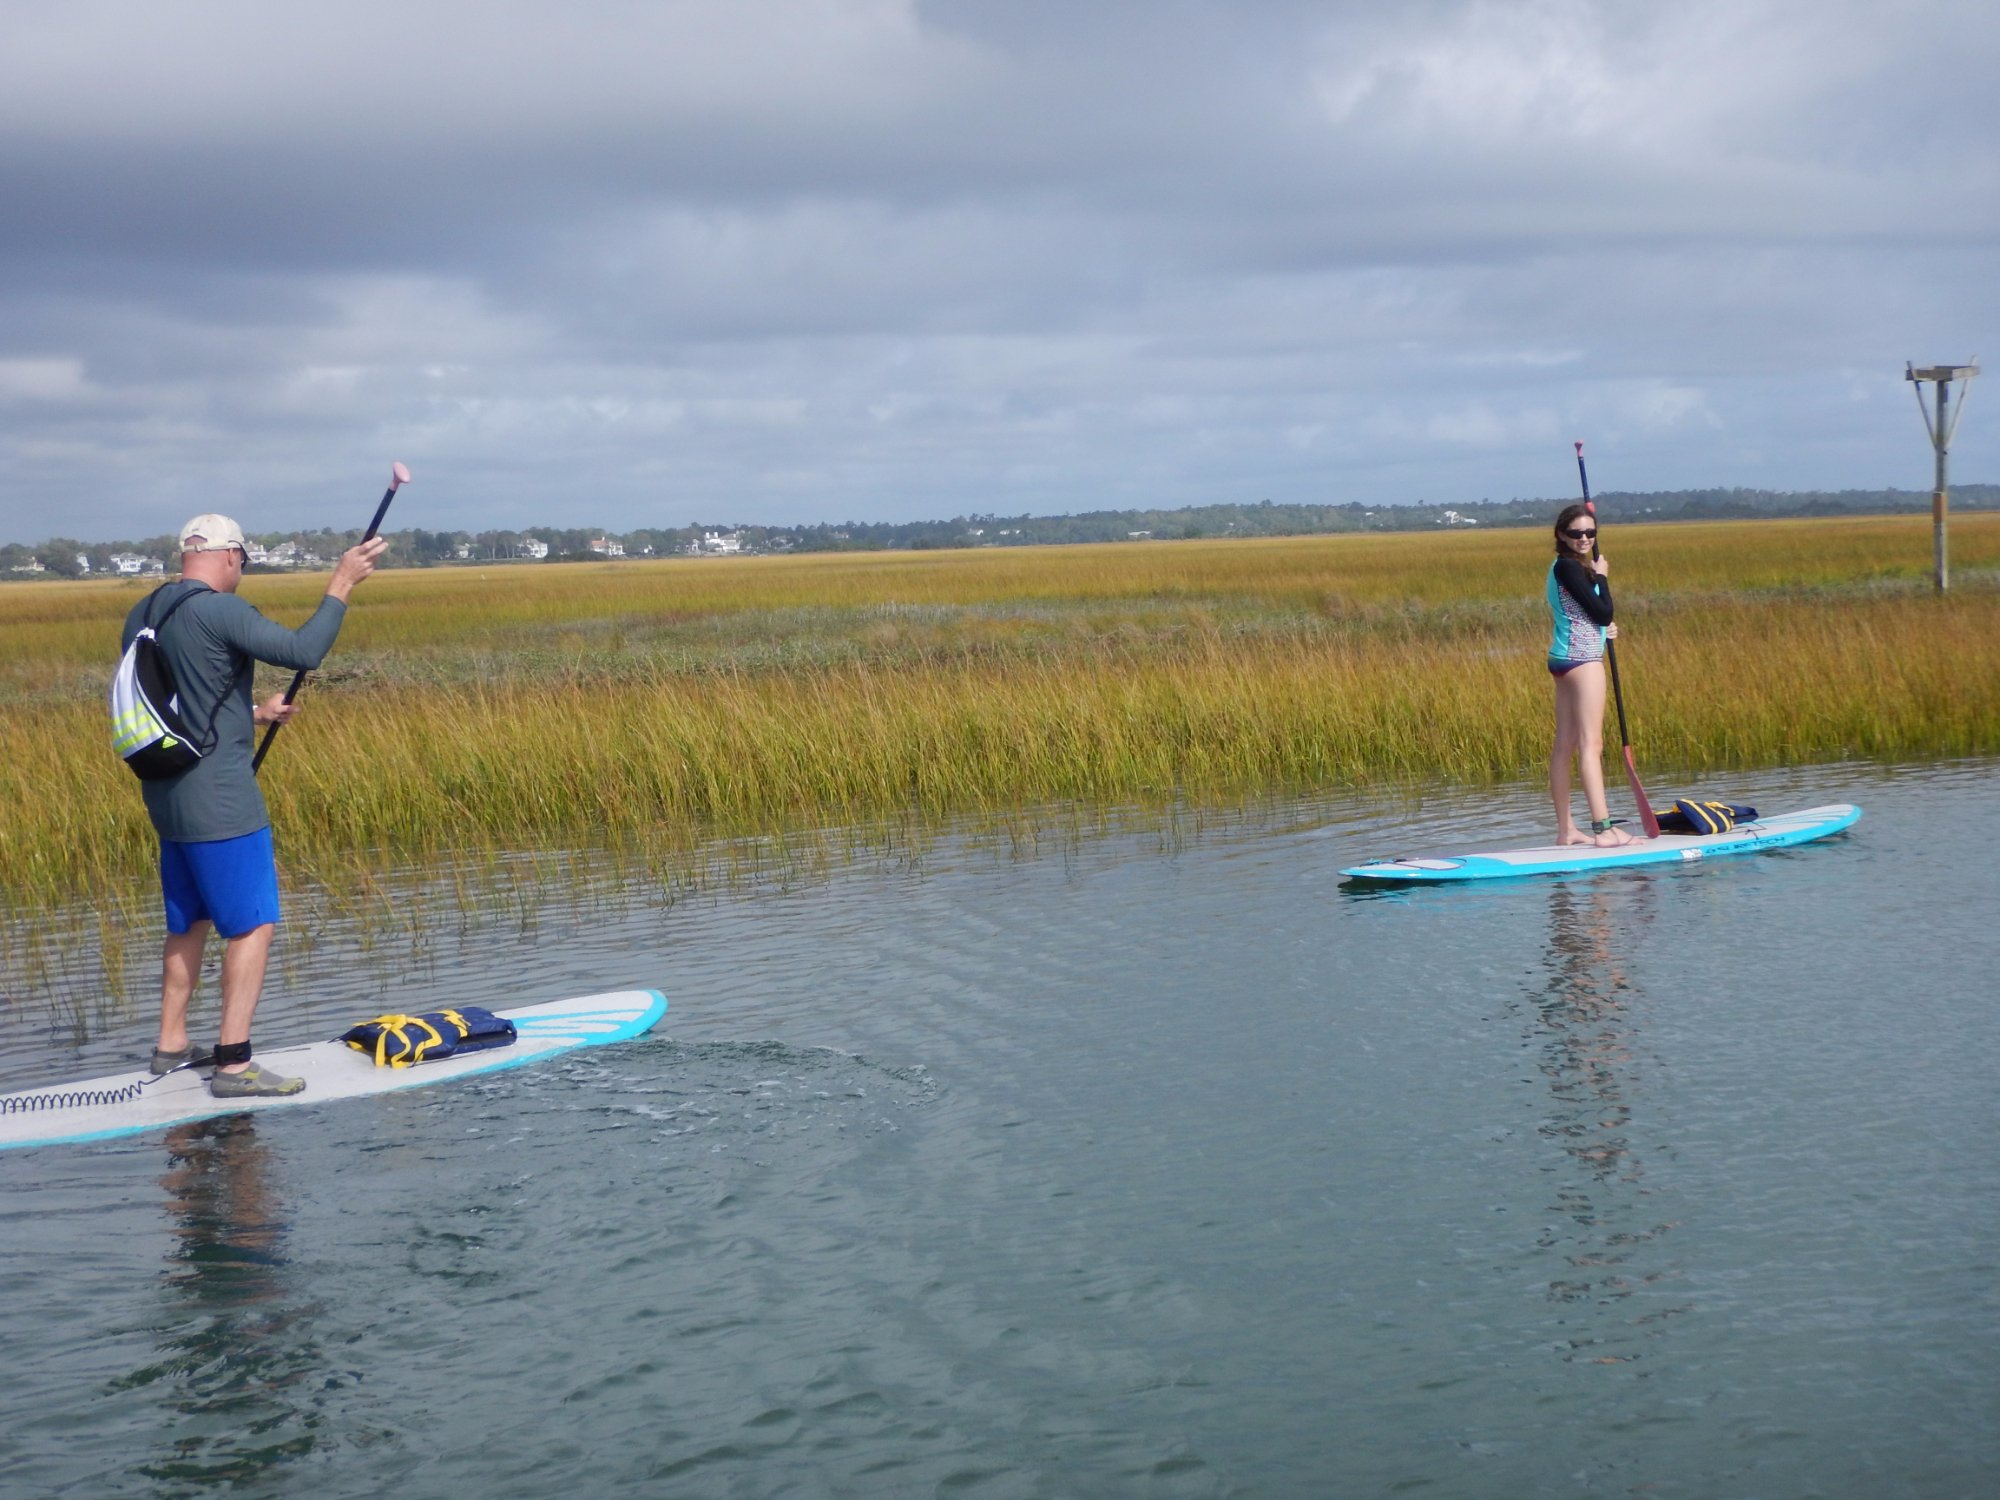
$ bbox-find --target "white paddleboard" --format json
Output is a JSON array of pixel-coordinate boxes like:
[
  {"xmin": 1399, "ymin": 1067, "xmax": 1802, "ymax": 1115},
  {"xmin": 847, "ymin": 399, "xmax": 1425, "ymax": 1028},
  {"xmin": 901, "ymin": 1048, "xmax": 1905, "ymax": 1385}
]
[
  {"xmin": 1341, "ymin": 804, "xmax": 1861, "ymax": 884},
  {"xmin": 0, "ymin": 988, "xmax": 667, "ymax": 1151}
]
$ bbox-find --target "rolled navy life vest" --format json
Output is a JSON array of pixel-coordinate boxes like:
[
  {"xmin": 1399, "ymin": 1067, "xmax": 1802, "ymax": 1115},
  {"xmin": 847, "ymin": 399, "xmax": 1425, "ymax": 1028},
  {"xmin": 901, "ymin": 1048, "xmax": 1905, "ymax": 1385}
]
[
  {"xmin": 1658, "ymin": 800, "xmax": 1757, "ymax": 835},
  {"xmin": 339, "ymin": 1007, "xmax": 517, "ymax": 1067}
]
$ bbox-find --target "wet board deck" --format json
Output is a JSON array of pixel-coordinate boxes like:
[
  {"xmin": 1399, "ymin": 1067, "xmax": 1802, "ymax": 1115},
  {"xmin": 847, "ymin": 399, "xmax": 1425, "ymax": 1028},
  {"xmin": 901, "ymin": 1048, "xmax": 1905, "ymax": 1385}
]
[
  {"xmin": 1340, "ymin": 804, "xmax": 1861, "ymax": 884},
  {"xmin": 0, "ymin": 989, "xmax": 667, "ymax": 1151}
]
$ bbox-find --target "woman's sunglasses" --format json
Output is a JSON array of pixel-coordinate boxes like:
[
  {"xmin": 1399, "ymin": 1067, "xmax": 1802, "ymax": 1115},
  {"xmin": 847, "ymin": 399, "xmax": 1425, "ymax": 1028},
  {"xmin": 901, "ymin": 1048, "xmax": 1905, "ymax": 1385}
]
[{"xmin": 1563, "ymin": 527, "xmax": 1597, "ymax": 540}]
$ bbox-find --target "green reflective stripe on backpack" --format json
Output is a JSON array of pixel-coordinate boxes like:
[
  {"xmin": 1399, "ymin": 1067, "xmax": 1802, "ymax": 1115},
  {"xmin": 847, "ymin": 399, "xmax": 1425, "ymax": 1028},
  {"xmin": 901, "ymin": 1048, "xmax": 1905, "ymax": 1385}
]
[{"xmin": 110, "ymin": 699, "xmax": 172, "ymax": 757}]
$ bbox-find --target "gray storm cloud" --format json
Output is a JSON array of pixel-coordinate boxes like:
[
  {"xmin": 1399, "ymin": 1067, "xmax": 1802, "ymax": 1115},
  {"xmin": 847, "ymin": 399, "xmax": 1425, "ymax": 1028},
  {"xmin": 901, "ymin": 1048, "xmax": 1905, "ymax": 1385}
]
[{"xmin": 0, "ymin": 0, "xmax": 1993, "ymax": 540}]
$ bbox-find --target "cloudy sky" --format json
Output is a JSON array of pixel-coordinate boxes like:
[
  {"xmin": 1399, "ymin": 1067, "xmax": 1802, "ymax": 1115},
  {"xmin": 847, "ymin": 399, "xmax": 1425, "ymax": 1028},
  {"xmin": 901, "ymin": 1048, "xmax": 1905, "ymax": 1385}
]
[{"xmin": 2, "ymin": 0, "xmax": 1995, "ymax": 543}]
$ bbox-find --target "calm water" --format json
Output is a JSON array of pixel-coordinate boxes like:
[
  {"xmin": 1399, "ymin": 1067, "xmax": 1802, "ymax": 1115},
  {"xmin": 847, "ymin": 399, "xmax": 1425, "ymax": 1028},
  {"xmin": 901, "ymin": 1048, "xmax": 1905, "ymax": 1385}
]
[{"xmin": 2, "ymin": 762, "xmax": 1996, "ymax": 1498}]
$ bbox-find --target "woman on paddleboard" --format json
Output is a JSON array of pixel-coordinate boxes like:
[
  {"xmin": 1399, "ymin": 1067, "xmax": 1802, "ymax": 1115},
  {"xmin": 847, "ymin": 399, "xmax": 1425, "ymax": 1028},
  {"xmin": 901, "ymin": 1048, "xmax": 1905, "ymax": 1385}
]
[{"xmin": 1546, "ymin": 504, "xmax": 1633, "ymax": 848}]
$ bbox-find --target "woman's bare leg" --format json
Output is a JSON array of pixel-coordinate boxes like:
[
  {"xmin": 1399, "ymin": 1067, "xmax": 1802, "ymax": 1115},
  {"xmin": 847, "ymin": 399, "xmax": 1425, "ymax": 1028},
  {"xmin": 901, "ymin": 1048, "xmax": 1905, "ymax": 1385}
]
[
  {"xmin": 1567, "ymin": 664, "xmax": 1632, "ymax": 846},
  {"xmin": 1551, "ymin": 670, "xmax": 1586, "ymax": 844}
]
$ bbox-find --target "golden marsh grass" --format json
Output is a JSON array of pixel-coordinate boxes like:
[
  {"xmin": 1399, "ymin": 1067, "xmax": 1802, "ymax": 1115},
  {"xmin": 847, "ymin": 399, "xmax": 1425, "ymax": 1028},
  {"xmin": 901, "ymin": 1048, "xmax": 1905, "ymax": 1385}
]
[{"xmin": 4, "ymin": 513, "xmax": 1996, "ymax": 911}]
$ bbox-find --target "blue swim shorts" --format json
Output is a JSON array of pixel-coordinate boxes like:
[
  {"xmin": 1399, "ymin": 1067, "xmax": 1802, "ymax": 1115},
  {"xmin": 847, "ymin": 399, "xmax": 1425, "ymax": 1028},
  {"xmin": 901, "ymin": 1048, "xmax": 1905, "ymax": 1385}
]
[{"xmin": 160, "ymin": 827, "xmax": 281, "ymax": 939}]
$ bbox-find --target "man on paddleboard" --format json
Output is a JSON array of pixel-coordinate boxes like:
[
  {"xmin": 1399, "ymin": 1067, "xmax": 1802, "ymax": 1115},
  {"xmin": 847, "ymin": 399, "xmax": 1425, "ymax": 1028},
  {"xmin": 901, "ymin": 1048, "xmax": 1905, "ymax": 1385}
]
[{"xmin": 121, "ymin": 515, "xmax": 386, "ymax": 1098}]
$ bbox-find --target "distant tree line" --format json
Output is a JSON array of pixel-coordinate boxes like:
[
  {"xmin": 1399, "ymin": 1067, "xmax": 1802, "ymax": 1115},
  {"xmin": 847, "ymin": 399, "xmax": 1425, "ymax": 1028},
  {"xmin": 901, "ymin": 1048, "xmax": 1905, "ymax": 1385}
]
[{"xmin": 6, "ymin": 485, "xmax": 1994, "ymax": 576}]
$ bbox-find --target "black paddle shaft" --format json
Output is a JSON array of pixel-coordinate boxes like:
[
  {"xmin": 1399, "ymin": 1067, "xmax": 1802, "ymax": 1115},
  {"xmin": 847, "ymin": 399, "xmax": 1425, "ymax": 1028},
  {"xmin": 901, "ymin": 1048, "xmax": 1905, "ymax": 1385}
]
[
  {"xmin": 251, "ymin": 477, "xmax": 402, "ymax": 775},
  {"xmin": 1574, "ymin": 447, "xmax": 1634, "ymax": 748}
]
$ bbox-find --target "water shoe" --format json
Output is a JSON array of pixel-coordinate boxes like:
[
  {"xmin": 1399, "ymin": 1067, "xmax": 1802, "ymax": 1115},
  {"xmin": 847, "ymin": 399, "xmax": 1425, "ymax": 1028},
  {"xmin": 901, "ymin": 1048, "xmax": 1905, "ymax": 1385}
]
[
  {"xmin": 209, "ymin": 1064, "xmax": 306, "ymax": 1099},
  {"xmin": 149, "ymin": 1046, "xmax": 214, "ymax": 1076}
]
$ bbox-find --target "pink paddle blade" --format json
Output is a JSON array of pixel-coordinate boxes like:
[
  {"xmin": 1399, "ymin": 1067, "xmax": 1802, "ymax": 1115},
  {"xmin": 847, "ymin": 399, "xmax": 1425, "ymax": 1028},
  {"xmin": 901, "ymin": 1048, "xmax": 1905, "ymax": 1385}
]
[{"xmin": 1623, "ymin": 746, "xmax": 1662, "ymax": 837}]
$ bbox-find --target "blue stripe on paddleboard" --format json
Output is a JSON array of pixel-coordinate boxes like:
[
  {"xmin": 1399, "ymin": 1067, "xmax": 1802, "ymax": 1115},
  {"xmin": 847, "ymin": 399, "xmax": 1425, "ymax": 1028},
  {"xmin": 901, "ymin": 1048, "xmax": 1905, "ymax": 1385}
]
[
  {"xmin": 510, "ymin": 995, "xmax": 667, "ymax": 1043},
  {"xmin": 1340, "ymin": 805, "xmax": 1860, "ymax": 884}
]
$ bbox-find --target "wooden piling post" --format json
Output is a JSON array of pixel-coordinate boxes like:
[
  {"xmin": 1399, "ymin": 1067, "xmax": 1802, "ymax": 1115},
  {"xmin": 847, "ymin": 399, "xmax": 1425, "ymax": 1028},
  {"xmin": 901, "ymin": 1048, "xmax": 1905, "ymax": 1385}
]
[{"xmin": 1907, "ymin": 362, "xmax": 1979, "ymax": 592}]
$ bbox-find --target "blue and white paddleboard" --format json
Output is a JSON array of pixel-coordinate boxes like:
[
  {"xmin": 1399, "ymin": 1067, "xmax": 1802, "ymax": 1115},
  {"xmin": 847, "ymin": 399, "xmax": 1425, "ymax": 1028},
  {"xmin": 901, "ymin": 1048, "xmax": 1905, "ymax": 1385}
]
[
  {"xmin": 1341, "ymin": 804, "xmax": 1860, "ymax": 884},
  {"xmin": 0, "ymin": 988, "xmax": 667, "ymax": 1152}
]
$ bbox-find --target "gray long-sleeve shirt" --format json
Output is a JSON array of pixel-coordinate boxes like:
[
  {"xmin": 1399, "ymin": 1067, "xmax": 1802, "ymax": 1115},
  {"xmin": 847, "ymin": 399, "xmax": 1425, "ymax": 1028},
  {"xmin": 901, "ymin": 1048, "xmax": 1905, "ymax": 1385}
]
[{"xmin": 120, "ymin": 581, "xmax": 349, "ymax": 843}]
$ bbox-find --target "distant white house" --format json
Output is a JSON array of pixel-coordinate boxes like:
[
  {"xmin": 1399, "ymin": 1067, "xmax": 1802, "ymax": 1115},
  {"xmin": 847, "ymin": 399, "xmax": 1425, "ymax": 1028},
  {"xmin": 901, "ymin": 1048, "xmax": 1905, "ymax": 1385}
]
[
  {"xmin": 75, "ymin": 553, "xmax": 91, "ymax": 573},
  {"xmin": 696, "ymin": 531, "xmax": 743, "ymax": 555},
  {"xmin": 588, "ymin": 537, "xmax": 626, "ymax": 557},
  {"xmin": 519, "ymin": 537, "xmax": 550, "ymax": 559},
  {"xmin": 110, "ymin": 553, "xmax": 164, "ymax": 575},
  {"xmin": 11, "ymin": 557, "xmax": 45, "ymax": 574},
  {"xmin": 1438, "ymin": 510, "xmax": 1479, "ymax": 527},
  {"xmin": 243, "ymin": 540, "xmax": 325, "ymax": 568}
]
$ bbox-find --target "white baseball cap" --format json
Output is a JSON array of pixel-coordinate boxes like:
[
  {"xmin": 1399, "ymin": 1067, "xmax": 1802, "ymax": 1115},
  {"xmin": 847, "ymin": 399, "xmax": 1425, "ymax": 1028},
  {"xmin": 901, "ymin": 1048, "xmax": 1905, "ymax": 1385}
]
[{"xmin": 178, "ymin": 514, "xmax": 248, "ymax": 553}]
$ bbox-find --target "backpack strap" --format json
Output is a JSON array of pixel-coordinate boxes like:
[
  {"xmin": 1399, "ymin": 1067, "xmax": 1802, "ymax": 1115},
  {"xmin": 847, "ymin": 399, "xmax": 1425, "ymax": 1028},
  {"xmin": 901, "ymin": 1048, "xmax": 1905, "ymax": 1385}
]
[
  {"xmin": 144, "ymin": 581, "xmax": 212, "ymax": 633},
  {"xmin": 140, "ymin": 583, "xmax": 225, "ymax": 753}
]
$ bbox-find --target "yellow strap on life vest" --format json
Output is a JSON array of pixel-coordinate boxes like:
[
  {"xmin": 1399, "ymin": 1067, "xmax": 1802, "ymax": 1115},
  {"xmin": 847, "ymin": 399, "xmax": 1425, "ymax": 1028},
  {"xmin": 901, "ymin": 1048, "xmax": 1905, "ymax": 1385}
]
[
  {"xmin": 344, "ymin": 1013, "xmax": 445, "ymax": 1068},
  {"xmin": 342, "ymin": 1009, "xmax": 482, "ymax": 1067}
]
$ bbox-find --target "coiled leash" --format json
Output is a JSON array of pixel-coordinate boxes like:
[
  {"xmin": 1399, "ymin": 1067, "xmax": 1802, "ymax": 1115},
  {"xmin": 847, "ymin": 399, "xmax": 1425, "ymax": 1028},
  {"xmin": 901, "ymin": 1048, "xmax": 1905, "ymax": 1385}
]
[{"xmin": 0, "ymin": 1053, "xmax": 208, "ymax": 1115}]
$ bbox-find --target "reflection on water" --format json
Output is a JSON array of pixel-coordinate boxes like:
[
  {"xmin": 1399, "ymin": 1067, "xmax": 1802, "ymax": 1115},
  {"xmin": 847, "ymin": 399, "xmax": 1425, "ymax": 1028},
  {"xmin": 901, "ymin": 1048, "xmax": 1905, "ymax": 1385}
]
[
  {"xmin": 113, "ymin": 1117, "xmax": 331, "ymax": 1491},
  {"xmin": 158, "ymin": 1117, "xmax": 288, "ymax": 1305},
  {"xmin": 1531, "ymin": 878, "xmax": 1691, "ymax": 1365}
]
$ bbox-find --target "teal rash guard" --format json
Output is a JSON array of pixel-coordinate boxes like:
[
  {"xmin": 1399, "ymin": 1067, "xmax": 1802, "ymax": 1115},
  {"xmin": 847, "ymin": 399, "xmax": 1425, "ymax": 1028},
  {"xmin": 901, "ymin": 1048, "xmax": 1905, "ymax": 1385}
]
[
  {"xmin": 120, "ymin": 581, "xmax": 349, "ymax": 843},
  {"xmin": 1546, "ymin": 556, "xmax": 1615, "ymax": 670}
]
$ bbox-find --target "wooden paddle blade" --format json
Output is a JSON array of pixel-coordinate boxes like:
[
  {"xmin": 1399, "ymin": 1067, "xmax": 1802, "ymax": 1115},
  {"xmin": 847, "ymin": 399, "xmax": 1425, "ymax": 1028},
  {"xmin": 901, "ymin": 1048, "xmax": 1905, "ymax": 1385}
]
[{"xmin": 1623, "ymin": 746, "xmax": 1662, "ymax": 837}]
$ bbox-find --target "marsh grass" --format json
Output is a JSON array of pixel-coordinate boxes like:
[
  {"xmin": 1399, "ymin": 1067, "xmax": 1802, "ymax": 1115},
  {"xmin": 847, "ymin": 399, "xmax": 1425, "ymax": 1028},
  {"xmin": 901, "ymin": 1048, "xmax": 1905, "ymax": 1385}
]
[{"xmin": 4, "ymin": 514, "xmax": 1997, "ymax": 914}]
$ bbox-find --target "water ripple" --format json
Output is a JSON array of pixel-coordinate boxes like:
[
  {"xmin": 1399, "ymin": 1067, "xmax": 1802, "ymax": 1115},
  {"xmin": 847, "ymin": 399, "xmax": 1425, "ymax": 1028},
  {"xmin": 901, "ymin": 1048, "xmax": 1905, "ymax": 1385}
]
[{"xmin": 1, "ymin": 766, "xmax": 1996, "ymax": 1496}]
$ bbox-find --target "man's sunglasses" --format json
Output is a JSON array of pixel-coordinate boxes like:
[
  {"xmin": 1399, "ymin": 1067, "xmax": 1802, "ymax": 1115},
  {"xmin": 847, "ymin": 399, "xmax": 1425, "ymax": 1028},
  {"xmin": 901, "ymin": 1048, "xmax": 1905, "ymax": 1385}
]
[{"xmin": 1563, "ymin": 527, "xmax": 1597, "ymax": 540}]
